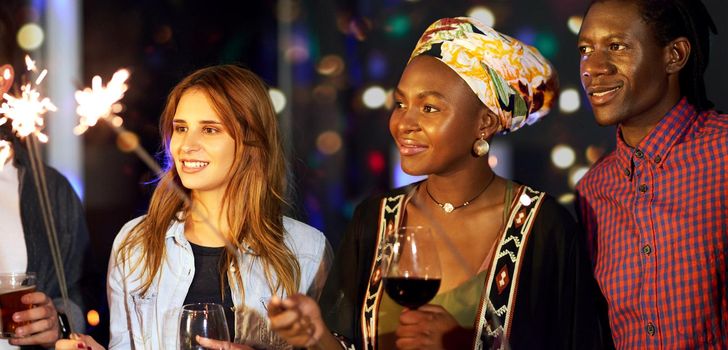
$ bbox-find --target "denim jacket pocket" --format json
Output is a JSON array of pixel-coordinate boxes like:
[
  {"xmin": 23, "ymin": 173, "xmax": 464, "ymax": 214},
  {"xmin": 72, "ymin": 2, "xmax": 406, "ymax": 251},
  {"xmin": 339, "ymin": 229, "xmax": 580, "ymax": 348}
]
[{"xmin": 130, "ymin": 292, "xmax": 157, "ymax": 347}]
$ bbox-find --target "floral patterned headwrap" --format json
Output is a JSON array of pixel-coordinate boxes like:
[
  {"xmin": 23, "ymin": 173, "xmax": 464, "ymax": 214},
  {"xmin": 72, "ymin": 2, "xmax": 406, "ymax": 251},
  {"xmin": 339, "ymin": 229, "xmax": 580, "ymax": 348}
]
[{"xmin": 410, "ymin": 17, "xmax": 558, "ymax": 133}]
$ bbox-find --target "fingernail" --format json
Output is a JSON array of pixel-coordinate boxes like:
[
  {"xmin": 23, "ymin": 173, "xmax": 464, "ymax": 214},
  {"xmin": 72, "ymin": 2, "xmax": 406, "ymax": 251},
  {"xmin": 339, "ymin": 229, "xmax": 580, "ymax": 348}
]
[{"xmin": 77, "ymin": 343, "xmax": 86, "ymax": 349}]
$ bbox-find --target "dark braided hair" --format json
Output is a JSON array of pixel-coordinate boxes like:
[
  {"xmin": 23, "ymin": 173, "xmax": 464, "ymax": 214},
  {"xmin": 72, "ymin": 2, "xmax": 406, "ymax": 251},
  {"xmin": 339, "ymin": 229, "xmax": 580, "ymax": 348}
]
[{"xmin": 590, "ymin": 0, "xmax": 718, "ymax": 111}]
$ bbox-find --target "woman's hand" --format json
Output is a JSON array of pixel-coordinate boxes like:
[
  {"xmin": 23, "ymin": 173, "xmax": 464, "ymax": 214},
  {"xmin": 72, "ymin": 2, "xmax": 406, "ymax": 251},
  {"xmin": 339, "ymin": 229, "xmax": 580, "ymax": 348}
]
[
  {"xmin": 8, "ymin": 291, "xmax": 60, "ymax": 348},
  {"xmin": 196, "ymin": 336, "xmax": 254, "ymax": 350},
  {"xmin": 395, "ymin": 304, "xmax": 473, "ymax": 350},
  {"xmin": 55, "ymin": 334, "xmax": 105, "ymax": 350},
  {"xmin": 267, "ymin": 294, "xmax": 327, "ymax": 348}
]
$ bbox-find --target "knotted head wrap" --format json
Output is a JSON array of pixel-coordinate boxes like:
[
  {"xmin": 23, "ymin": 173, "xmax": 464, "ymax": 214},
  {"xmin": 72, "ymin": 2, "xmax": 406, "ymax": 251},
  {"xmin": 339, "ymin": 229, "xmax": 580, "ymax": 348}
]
[{"xmin": 410, "ymin": 17, "xmax": 558, "ymax": 133}]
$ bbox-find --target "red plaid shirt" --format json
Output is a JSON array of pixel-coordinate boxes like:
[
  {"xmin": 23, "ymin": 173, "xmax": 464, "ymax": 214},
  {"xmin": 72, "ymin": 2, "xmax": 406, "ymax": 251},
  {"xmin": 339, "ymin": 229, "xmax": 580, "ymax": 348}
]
[{"xmin": 576, "ymin": 98, "xmax": 728, "ymax": 349}]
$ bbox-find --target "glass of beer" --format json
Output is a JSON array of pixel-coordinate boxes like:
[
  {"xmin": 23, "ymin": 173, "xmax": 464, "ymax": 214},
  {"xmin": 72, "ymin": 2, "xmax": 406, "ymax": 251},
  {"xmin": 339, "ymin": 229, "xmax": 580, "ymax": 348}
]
[{"xmin": 0, "ymin": 272, "xmax": 37, "ymax": 338}]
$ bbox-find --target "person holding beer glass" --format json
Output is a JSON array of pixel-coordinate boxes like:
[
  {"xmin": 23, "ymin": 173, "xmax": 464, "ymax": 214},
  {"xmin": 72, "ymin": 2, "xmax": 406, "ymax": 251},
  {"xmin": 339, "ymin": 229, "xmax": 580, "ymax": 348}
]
[
  {"xmin": 1, "ymin": 5, "xmax": 90, "ymax": 348},
  {"xmin": 101, "ymin": 65, "xmax": 330, "ymax": 350},
  {"xmin": 267, "ymin": 18, "xmax": 612, "ymax": 349}
]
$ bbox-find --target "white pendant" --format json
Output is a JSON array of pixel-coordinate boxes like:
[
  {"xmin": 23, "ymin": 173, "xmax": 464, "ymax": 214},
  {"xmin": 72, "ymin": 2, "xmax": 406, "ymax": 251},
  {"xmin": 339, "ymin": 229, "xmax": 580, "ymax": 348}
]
[{"xmin": 443, "ymin": 202, "xmax": 455, "ymax": 213}]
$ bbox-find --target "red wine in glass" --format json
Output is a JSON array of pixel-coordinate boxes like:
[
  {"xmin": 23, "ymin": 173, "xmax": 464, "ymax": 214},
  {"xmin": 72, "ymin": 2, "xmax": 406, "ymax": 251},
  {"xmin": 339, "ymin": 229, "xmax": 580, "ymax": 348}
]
[{"xmin": 383, "ymin": 226, "xmax": 441, "ymax": 309}]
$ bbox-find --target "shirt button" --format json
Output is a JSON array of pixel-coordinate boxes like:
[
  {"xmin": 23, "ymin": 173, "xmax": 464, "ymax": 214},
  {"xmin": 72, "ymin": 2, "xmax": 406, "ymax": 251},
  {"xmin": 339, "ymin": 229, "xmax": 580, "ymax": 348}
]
[
  {"xmin": 624, "ymin": 168, "xmax": 631, "ymax": 177},
  {"xmin": 642, "ymin": 244, "xmax": 652, "ymax": 255},
  {"xmin": 639, "ymin": 184, "xmax": 648, "ymax": 193},
  {"xmin": 654, "ymin": 155, "xmax": 661, "ymax": 163},
  {"xmin": 646, "ymin": 322, "xmax": 656, "ymax": 336},
  {"xmin": 635, "ymin": 149, "xmax": 644, "ymax": 158}
]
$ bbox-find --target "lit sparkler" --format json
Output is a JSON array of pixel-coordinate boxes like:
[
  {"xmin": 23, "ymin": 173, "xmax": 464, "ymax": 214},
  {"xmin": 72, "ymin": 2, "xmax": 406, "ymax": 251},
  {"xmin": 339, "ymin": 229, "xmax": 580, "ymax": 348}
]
[
  {"xmin": 74, "ymin": 69, "xmax": 129, "ymax": 135},
  {"xmin": 0, "ymin": 55, "xmax": 74, "ymax": 334},
  {"xmin": 0, "ymin": 56, "xmax": 56, "ymax": 142}
]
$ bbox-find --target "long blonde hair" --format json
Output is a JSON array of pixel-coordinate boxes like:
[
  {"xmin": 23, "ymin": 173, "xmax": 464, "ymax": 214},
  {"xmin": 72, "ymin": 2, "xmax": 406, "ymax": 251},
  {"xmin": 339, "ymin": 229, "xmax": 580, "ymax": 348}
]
[{"xmin": 117, "ymin": 65, "xmax": 300, "ymax": 297}]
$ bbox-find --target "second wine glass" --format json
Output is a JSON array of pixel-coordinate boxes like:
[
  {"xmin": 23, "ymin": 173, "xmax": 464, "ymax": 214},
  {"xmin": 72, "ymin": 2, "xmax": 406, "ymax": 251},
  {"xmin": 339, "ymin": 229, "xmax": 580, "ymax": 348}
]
[
  {"xmin": 383, "ymin": 226, "xmax": 441, "ymax": 309},
  {"xmin": 178, "ymin": 303, "xmax": 230, "ymax": 350}
]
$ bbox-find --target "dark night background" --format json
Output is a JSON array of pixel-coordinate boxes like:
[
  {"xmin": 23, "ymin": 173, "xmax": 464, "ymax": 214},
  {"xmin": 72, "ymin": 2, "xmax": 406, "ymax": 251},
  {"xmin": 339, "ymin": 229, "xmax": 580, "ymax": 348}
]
[{"xmin": 1, "ymin": 0, "xmax": 726, "ymax": 345}]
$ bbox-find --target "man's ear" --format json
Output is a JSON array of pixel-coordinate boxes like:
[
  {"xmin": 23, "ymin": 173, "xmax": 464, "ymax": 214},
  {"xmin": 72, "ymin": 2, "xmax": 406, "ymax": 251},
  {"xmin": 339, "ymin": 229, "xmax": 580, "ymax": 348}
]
[
  {"xmin": 0, "ymin": 64, "xmax": 14, "ymax": 94},
  {"xmin": 666, "ymin": 37, "xmax": 690, "ymax": 74}
]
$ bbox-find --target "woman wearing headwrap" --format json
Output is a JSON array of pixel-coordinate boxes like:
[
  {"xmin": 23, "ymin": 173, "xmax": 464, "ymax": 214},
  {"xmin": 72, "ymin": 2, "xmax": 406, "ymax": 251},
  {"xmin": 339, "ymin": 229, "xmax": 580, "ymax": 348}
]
[{"xmin": 266, "ymin": 18, "xmax": 612, "ymax": 350}]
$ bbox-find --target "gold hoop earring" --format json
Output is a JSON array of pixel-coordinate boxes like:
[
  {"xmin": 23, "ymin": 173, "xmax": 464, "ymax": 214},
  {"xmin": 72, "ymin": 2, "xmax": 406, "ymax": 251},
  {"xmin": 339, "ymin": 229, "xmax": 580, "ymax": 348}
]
[{"xmin": 473, "ymin": 133, "xmax": 489, "ymax": 157}]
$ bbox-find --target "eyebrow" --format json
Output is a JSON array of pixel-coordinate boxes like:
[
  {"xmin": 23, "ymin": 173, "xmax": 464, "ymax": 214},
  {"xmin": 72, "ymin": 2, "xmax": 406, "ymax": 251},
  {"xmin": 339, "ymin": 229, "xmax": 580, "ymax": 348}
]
[
  {"xmin": 393, "ymin": 88, "xmax": 447, "ymax": 100},
  {"xmin": 172, "ymin": 119, "xmax": 223, "ymax": 125}
]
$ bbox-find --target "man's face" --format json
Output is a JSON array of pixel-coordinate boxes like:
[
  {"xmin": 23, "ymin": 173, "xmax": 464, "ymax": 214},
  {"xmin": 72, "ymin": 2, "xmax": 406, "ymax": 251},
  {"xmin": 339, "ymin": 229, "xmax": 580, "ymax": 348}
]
[{"xmin": 578, "ymin": 0, "xmax": 673, "ymax": 127}]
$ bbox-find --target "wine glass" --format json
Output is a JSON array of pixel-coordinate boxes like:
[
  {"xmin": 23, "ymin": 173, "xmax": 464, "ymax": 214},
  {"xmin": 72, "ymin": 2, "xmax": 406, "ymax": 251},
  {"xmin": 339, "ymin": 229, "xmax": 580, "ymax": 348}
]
[
  {"xmin": 383, "ymin": 226, "xmax": 441, "ymax": 309},
  {"xmin": 178, "ymin": 303, "xmax": 230, "ymax": 350}
]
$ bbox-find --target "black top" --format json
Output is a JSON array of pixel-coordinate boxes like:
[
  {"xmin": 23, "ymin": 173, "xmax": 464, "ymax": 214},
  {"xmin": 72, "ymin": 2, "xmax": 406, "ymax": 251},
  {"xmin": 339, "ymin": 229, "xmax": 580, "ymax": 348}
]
[
  {"xmin": 184, "ymin": 242, "xmax": 235, "ymax": 339},
  {"xmin": 319, "ymin": 184, "xmax": 614, "ymax": 349}
]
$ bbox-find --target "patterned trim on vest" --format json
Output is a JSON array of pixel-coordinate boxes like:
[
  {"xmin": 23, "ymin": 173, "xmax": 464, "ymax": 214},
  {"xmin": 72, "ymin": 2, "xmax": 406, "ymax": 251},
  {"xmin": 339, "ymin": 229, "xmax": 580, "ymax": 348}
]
[
  {"xmin": 473, "ymin": 185, "xmax": 545, "ymax": 350},
  {"xmin": 360, "ymin": 194, "xmax": 406, "ymax": 350}
]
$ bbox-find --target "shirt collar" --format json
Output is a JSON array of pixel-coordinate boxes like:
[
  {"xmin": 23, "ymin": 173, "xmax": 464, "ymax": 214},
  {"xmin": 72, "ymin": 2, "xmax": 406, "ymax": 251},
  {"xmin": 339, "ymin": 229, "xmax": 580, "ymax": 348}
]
[{"xmin": 615, "ymin": 97, "xmax": 696, "ymax": 176}]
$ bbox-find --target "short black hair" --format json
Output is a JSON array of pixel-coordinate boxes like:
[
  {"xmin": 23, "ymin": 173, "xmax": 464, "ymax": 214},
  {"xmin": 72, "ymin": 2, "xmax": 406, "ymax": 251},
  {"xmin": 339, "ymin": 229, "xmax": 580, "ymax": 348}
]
[{"xmin": 589, "ymin": 0, "xmax": 718, "ymax": 111}]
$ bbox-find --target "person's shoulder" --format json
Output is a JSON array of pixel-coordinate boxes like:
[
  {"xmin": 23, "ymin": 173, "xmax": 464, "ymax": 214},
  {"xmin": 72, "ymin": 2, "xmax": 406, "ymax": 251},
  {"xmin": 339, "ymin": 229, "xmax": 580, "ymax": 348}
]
[
  {"xmin": 112, "ymin": 215, "xmax": 147, "ymax": 249},
  {"xmin": 574, "ymin": 151, "xmax": 617, "ymax": 193},
  {"xmin": 283, "ymin": 216, "xmax": 327, "ymax": 254}
]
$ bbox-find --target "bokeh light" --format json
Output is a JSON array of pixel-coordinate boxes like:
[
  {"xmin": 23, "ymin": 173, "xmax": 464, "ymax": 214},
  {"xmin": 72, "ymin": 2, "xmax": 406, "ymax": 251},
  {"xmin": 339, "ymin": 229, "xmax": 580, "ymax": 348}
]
[
  {"xmin": 385, "ymin": 15, "xmax": 410, "ymax": 38},
  {"xmin": 368, "ymin": 151, "xmax": 386, "ymax": 174},
  {"xmin": 488, "ymin": 155, "xmax": 498, "ymax": 168},
  {"xmin": 87, "ymin": 310, "xmax": 100, "ymax": 327},
  {"xmin": 467, "ymin": 6, "xmax": 496, "ymax": 27},
  {"xmin": 17, "ymin": 23, "xmax": 44, "ymax": 51},
  {"xmin": 316, "ymin": 130, "xmax": 342, "ymax": 155},
  {"xmin": 558, "ymin": 193, "xmax": 575, "ymax": 205},
  {"xmin": 569, "ymin": 166, "xmax": 590, "ymax": 188},
  {"xmin": 317, "ymin": 55, "xmax": 345, "ymax": 77},
  {"xmin": 559, "ymin": 88, "xmax": 581, "ymax": 114},
  {"xmin": 551, "ymin": 144, "xmax": 576, "ymax": 169},
  {"xmin": 534, "ymin": 31, "xmax": 559, "ymax": 59},
  {"xmin": 362, "ymin": 86, "xmax": 387, "ymax": 109},
  {"xmin": 269, "ymin": 88, "xmax": 287, "ymax": 114},
  {"xmin": 585, "ymin": 145, "xmax": 605, "ymax": 164},
  {"xmin": 567, "ymin": 16, "xmax": 583, "ymax": 35}
]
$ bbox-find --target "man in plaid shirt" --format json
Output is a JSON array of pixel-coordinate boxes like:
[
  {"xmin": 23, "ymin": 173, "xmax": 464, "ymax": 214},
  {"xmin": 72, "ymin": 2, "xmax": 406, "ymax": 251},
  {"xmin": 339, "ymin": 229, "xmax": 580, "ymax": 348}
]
[{"xmin": 575, "ymin": 0, "xmax": 727, "ymax": 348}]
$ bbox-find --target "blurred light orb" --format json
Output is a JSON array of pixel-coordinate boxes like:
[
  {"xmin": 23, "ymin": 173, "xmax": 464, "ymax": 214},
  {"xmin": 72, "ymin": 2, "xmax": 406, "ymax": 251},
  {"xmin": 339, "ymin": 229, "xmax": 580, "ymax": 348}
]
[
  {"xmin": 285, "ymin": 46, "xmax": 309, "ymax": 64},
  {"xmin": 568, "ymin": 16, "xmax": 583, "ymax": 35},
  {"xmin": 558, "ymin": 193, "xmax": 576, "ymax": 205},
  {"xmin": 276, "ymin": 0, "xmax": 301, "ymax": 23},
  {"xmin": 269, "ymin": 88, "xmax": 287, "ymax": 114},
  {"xmin": 116, "ymin": 131, "xmax": 139, "ymax": 153},
  {"xmin": 368, "ymin": 151, "xmax": 386, "ymax": 174},
  {"xmin": 362, "ymin": 86, "xmax": 387, "ymax": 109},
  {"xmin": 467, "ymin": 6, "xmax": 496, "ymax": 27},
  {"xmin": 569, "ymin": 166, "xmax": 590, "ymax": 188},
  {"xmin": 488, "ymin": 155, "xmax": 498, "ymax": 168},
  {"xmin": 534, "ymin": 32, "xmax": 559, "ymax": 59},
  {"xmin": 385, "ymin": 15, "xmax": 410, "ymax": 38},
  {"xmin": 111, "ymin": 116, "xmax": 124, "ymax": 127},
  {"xmin": 87, "ymin": 310, "xmax": 100, "ymax": 327},
  {"xmin": 383, "ymin": 88, "xmax": 395, "ymax": 110},
  {"xmin": 316, "ymin": 130, "xmax": 342, "ymax": 155},
  {"xmin": 17, "ymin": 23, "xmax": 44, "ymax": 51},
  {"xmin": 317, "ymin": 55, "xmax": 345, "ymax": 77},
  {"xmin": 586, "ymin": 145, "xmax": 605, "ymax": 164},
  {"xmin": 551, "ymin": 144, "xmax": 576, "ymax": 169},
  {"xmin": 559, "ymin": 88, "xmax": 581, "ymax": 114}
]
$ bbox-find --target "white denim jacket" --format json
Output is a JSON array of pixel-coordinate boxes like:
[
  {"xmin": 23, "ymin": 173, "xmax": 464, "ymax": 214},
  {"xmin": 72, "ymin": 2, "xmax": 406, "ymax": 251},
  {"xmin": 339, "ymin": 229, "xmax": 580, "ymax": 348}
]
[{"xmin": 107, "ymin": 215, "xmax": 329, "ymax": 350}]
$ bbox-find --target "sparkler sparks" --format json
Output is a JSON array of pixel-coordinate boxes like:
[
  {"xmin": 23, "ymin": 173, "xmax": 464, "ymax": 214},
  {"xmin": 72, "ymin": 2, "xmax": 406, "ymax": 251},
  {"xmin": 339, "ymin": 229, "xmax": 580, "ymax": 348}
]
[
  {"xmin": 74, "ymin": 69, "xmax": 130, "ymax": 135},
  {"xmin": 0, "ymin": 56, "xmax": 57, "ymax": 143}
]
